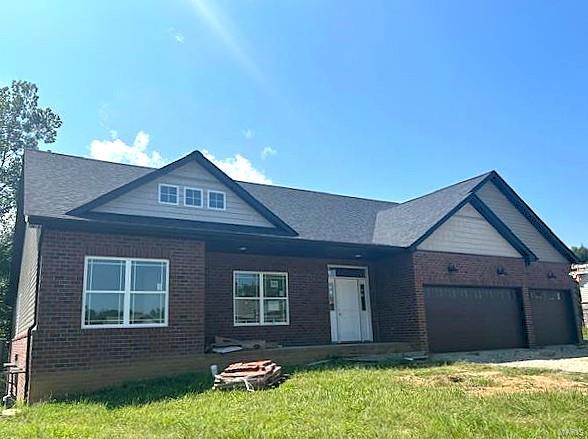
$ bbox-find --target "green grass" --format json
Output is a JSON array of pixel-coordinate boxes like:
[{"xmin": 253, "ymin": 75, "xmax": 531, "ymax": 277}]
[
  {"xmin": 583, "ymin": 325, "xmax": 588, "ymax": 341},
  {"xmin": 1, "ymin": 361, "xmax": 588, "ymax": 438}
]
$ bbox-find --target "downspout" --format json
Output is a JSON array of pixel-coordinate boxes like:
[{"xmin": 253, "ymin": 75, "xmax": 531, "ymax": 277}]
[{"xmin": 22, "ymin": 224, "xmax": 44, "ymax": 403}]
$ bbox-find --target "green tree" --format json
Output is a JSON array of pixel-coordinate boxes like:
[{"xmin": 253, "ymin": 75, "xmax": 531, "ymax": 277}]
[
  {"xmin": 0, "ymin": 80, "xmax": 62, "ymax": 339},
  {"xmin": 572, "ymin": 244, "xmax": 588, "ymax": 263}
]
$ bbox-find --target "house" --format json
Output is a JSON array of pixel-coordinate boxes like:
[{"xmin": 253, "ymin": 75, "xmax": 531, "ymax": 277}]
[
  {"xmin": 8, "ymin": 149, "xmax": 582, "ymax": 402},
  {"xmin": 571, "ymin": 263, "xmax": 588, "ymax": 324}
]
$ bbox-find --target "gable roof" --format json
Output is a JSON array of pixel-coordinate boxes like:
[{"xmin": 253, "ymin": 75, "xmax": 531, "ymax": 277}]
[
  {"xmin": 66, "ymin": 151, "xmax": 297, "ymax": 236},
  {"xmin": 21, "ymin": 149, "xmax": 576, "ymax": 262},
  {"xmin": 372, "ymin": 172, "xmax": 492, "ymax": 247}
]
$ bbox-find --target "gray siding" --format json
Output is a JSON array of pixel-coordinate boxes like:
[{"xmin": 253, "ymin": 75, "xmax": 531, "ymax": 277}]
[
  {"xmin": 477, "ymin": 182, "xmax": 567, "ymax": 263},
  {"xmin": 14, "ymin": 225, "xmax": 41, "ymax": 337},
  {"xmin": 94, "ymin": 161, "xmax": 274, "ymax": 228},
  {"xmin": 417, "ymin": 203, "xmax": 521, "ymax": 257}
]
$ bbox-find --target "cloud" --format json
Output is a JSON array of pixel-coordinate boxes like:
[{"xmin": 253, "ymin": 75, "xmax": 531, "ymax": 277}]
[
  {"xmin": 242, "ymin": 128, "xmax": 254, "ymax": 139},
  {"xmin": 168, "ymin": 27, "xmax": 185, "ymax": 44},
  {"xmin": 89, "ymin": 131, "xmax": 166, "ymax": 168},
  {"xmin": 261, "ymin": 146, "xmax": 277, "ymax": 160},
  {"xmin": 202, "ymin": 150, "xmax": 272, "ymax": 184}
]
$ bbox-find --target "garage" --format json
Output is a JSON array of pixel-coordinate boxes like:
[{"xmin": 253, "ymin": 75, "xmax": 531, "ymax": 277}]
[
  {"xmin": 529, "ymin": 290, "xmax": 578, "ymax": 346},
  {"xmin": 424, "ymin": 286, "xmax": 528, "ymax": 353}
]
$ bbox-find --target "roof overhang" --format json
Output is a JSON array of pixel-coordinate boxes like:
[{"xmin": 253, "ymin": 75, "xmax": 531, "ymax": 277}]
[{"xmin": 28, "ymin": 215, "xmax": 405, "ymax": 260}]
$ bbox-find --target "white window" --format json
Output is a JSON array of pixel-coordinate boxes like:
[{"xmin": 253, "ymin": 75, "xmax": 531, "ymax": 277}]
[
  {"xmin": 159, "ymin": 184, "xmax": 179, "ymax": 205},
  {"xmin": 233, "ymin": 271, "xmax": 289, "ymax": 326},
  {"xmin": 83, "ymin": 257, "xmax": 169, "ymax": 328},
  {"xmin": 184, "ymin": 187, "xmax": 203, "ymax": 208},
  {"xmin": 208, "ymin": 190, "xmax": 226, "ymax": 210}
]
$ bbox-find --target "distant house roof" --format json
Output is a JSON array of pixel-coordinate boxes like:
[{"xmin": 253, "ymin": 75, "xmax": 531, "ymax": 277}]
[{"xmin": 21, "ymin": 149, "xmax": 576, "ymax": 262}]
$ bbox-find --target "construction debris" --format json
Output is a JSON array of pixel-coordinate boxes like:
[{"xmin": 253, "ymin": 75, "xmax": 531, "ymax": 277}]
[
  {"xmin": 208, "ymin": 336, "xmax": 281, "ymax": 354},
  {"xmin": 213, "ymin": 360, "xmax": 284, "ymax": 391}
]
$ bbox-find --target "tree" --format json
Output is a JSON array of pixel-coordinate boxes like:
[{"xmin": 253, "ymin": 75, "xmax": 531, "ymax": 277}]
[
  {"xmin": 1, "ymin": 81, "xmax": 62, "ymax": 219},
  {"xmin": 572, "ymin": 244, "xmax": 588, "ymax": 263},
  {"xmin": 0, "ymin": 80, "xmax": 62, "ymax": 339}
]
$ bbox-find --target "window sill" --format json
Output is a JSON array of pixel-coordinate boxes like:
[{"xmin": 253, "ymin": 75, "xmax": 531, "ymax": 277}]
[
  {"xmin": 81, "ymin": 323, "xmax": 168, "ymax": 330},
  {"xmin": 233, "ymin": 322, "xmax": 290, "ymax": 327}
]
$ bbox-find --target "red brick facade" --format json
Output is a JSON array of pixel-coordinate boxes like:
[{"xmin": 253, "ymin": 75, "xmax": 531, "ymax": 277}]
[
  {"xmin": 205, "ymin": 252, "xmax": 372, "ymax": 346},
  {"xmin": 412, "ymin": 251, "xmax": 582, "ymax": 350},
  {"xmin": 25, "ymin": 229, "xmax": 206, "ymax": 400},
  {"xmin": 9, "ymin": 228, "xmax": 581, "ymax": 402}
]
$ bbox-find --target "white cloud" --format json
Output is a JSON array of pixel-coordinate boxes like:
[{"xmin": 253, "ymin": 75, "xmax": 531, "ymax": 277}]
[
  {"xmin": 202, "ymin": 150, "xmax": 272, "ymax": 184},
  {"xmin": 168, "ymin": 27, "xmax": 185, "ymax": 44},
  {"xmin": 89, "ymin": 131, "xmax": 166, "ymax": 168},
  {"xmin": 261, "ymin": 146, "xmax": 277, "ymax": 160},
  {"xmin": 242, "ymin": 128, "xmax": 254, "ymax": 139}
]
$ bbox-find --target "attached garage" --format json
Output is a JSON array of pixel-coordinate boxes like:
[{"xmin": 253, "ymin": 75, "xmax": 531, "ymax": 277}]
[
  {"xmin": 424, "ymin": 286, "xmax": 528, "ymax": 353},
  {"xmin": 529, "ymin": 290, "xmax": 578, "ymax": 346}
]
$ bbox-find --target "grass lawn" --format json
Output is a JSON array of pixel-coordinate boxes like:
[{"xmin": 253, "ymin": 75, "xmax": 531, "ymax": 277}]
[{"xmin": 1, "ymin": 361, "xmax": 588, "ymax": 438}]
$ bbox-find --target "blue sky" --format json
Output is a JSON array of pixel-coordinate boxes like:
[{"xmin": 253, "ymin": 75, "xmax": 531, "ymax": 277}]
[{"xmin": 2, "ymin": 1, "xmax": 587, "ymax": 246}]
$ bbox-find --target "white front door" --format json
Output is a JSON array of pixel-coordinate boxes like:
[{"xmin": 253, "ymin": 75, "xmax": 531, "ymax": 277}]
[{"xmin": 335, "ymin": 278, "xmax": 362, "ymax": 342}]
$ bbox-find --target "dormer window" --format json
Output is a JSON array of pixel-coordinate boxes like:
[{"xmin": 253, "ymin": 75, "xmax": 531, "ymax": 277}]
[
  {"xmin": 208, "ymin": 190, "xmax": 226, "ymax": 210},
  {"xmin": 159, "ymin": 184, "xmax": 179, "ymax": 205},
  {"xmin": 184, "ymin": 187, "xmax": 203, "ymax": 208}
]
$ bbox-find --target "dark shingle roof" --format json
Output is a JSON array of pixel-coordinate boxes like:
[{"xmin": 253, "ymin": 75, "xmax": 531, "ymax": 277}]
[
  {"xmin": 372, "ymin": 173, "xmax": 491, "ymax": 246},
  {"xmin": 23, "ymin": 149, "xmax": 490, "ymax": 248}
]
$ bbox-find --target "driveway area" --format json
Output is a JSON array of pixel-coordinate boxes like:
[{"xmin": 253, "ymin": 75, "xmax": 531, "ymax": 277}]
[{"xmin": 431, "ymin": 344, "xmax": 588, "ymax": 374}]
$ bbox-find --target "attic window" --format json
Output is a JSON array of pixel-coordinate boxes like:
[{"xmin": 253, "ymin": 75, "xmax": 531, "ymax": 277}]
[
  {"xmin": 208, "ymin": 190, "xmax": 226, "ymax": 210},
  {"xmin": 184, "ymin": 187, "xmax": 203, "ymax": 208},
  {"xmin": 159, "ymin": 184, "xmax": 179, "ymax": 205}
]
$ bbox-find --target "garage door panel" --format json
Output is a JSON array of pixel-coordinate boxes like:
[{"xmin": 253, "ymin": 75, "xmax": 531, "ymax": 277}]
[
  {"xmin": 530, "ymin": 289, "xmax": 577, "ymax": 346},
  {"xmin": 424, "ymin": 286, "xmax": 527, "ymax": 353}
]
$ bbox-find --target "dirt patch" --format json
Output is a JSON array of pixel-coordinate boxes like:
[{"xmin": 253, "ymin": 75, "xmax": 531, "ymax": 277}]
[{"xmin": 400, "ymin": 369, "xmax": 588, "ymax": 396}]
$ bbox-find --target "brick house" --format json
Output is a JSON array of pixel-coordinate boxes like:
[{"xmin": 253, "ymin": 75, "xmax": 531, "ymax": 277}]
[{"xmin": 8, "ymin": 149, "xmax": 582, "ymax": 402}]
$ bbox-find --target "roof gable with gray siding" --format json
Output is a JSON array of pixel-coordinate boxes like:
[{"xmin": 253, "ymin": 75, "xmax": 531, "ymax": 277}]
[
  {"xmin": 93, "ymin": 160, "xmax": 274, "ymax": 228},
  {"xmin": 476, "ymin": 181, "xmax": 567, "ymax": 263}
]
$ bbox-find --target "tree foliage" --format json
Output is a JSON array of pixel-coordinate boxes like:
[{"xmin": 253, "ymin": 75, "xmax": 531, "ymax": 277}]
[
  {"xmin": 1, "ymin": 81, "xmax": 62, "ymax": 219},
  {"xmin": 572, "ymin": 244, "xmax": 588, "ymax": 263},
  {"xmin": 0, "ymin": 80, "xmax": 62, "ymax": 339}
]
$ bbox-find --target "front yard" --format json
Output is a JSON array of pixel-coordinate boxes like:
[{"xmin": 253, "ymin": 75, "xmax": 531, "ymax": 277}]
[{"xmin": 1, "ymin": 361, "xmax": 588, "ymax": 438}]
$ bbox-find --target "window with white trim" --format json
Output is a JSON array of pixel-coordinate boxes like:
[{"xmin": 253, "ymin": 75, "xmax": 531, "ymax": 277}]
[
  {"xmin": 233, "ymin": 271, "xmax": 289, "ymax": 325},
  {"xmin": 184, "ymin": 187, "xmax": 203, "ymax": 207},
  {"xmin": 83, "ymin": 257, "xmax": 168, "ymax": 328},
  {"xmin": 208, "ymin": 190, "xmax": 226, "ymax": 210},
  {"xmin": 159, "ymin": 184, "xmax": 178, "ymax": 205}
]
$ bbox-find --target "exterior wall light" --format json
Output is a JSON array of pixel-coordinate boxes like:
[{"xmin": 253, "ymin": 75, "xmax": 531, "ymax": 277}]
[{"xmin": 447, "ymin": 263, "xmax": 459, "ymax": 273}]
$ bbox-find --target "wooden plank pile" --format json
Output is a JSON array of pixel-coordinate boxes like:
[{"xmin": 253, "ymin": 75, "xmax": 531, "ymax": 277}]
[{"xmin": 213, "ymin": 360, "xmax": 284, "ymax": 391}]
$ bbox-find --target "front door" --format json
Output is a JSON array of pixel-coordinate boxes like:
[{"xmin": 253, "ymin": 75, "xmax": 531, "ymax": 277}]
[{"xmin": 335, "ymin": 278, "xmax": 363, "ymax": 342}]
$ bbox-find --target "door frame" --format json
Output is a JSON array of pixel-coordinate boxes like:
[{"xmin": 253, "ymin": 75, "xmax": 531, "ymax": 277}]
[{"xmin": 328, "ymin": 265, "xmax": 373, "ymax": 343}]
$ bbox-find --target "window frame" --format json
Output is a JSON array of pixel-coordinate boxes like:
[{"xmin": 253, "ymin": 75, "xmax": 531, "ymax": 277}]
[
  {"xmin": 158, "ymin": 184, "xmax": 180, "ymax": 206},
  {"xmin": 82, "ymin": 256, "xmax": 169, "ymax": 329},
  {"xmin": 208, "ymin": 190, "xmax": 227, "ymax": 211},
  {"xmin": 183, "ymin": 186, "xmax": 203, "ymax": 208},
  {"xmin": 233, "ymin": 271, "xmax": 289, "ymax": 326}
]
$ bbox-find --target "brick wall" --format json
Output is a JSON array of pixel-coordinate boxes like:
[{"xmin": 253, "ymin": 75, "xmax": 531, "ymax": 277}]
[
  {"xmin": 206, "ymin": 252, "xmax": 372, "ymax": 346},
  {"xmin": 373, "ymin": 252, "xmax": 425, "ymax": 348},
  {"xmin": 26, "ymin": 229, "xmax": 206, "ymax": 400},
  {"xmin": 8, "ymin": 335, "xmax": 28, "ymax": 400},
  {"xmin": 413, "ymin": 250, "xmax": 580, "ymax": 348}
]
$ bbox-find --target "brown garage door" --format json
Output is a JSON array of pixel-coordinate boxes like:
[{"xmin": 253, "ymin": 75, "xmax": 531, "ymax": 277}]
[
  {"xmin": 529, "ymin": 290, "xmax": 577, "ymax": 346},
  {"xmin": 424, "ymin": 286, "xmax": 527, "ymax": 353}
]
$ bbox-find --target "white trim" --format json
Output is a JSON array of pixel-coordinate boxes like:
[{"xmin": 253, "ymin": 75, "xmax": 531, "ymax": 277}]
[
  {"xmin": 327, "ymin": 265, "xmax": 373, "ymax": 342},
  {"xmin": 82, "ymin": 256, "xmax": 169, "ymax": 329},
  {"xmin": 233, "ymin": 271, "xmax": 289, "ymax": 326},
  {"xmin": 208, "ymin": 190, "xmax": 227, "ymax": 211},
  {"xmin": 158, "ymin": 183, "xmax": 179, "ymax": 206},
  {"xmin": 183, "ymin": 186, "xmax": 203, "ymax": 208}
]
